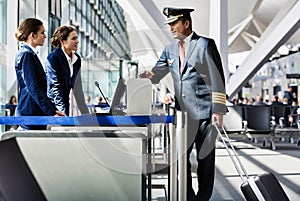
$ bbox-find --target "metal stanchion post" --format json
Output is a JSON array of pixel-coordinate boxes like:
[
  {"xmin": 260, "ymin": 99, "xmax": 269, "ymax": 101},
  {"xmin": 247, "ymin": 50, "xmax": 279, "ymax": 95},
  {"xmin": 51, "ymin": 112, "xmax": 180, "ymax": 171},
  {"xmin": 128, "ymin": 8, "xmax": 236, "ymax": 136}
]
[
  {"xmin": 147, "ymin": 125, "xmax": 152, "ymax": 200},
  {"xmin": 169, "ymin": 109, "xmax": 177, "ymax": 201},
  {"xmin": 177, "ymin": 111, "xmax": 187, "ymax": 201},
  {"xmin": 169, "ymin": 110, "xmax": 187, "ymax": 201}
]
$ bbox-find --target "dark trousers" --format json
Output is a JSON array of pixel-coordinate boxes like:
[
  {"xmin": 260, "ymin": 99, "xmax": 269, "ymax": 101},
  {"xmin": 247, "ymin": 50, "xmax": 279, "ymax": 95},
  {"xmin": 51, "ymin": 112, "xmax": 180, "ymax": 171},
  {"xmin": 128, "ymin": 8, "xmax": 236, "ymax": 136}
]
[{"xmin": 186, "ymin": 118, "xmax": 217, "ymax": 201}]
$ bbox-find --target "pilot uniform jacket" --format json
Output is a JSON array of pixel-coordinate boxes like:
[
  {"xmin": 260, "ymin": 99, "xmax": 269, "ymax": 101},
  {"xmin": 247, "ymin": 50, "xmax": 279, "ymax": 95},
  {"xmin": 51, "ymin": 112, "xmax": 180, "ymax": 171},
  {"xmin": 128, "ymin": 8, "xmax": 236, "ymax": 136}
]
[
  {"xmin": 46, "ymin": 48, "xmax": 89, "ymax": 116},
  {"xmin": 15, "ymin": 44, "xmax": 57, "ymax": 129},
  {"xmin": 151, "ymin": 33, "xmax": 226, "ymax": 119}
]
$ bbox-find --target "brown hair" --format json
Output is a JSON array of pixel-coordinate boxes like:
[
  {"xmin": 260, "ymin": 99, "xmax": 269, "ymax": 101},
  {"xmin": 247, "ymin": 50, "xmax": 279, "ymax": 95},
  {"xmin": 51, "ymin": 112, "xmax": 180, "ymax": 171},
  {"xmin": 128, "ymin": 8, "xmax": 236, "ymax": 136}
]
[
  {"xmin": 180, "ymin": 16, "xmax": 193, "ymax": 30},
  {"xmin": 15, "ymin": 18, "xmax": 43, "ymax": 41},
  {"xmin": 50, "ymin": 25, "xmax": 77, "ymax": 48}
]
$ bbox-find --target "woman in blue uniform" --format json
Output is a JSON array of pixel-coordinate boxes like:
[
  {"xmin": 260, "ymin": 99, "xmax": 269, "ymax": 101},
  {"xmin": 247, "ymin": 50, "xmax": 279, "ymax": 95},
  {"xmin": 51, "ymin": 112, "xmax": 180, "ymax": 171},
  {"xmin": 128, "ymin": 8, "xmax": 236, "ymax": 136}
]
[
  {"xmin": 45, "ymin": 25, "xmax": 89, "ymax": 116},
  {"xmin": 14, "ymin": 18, "xmax": 65, "ymax": 130}
]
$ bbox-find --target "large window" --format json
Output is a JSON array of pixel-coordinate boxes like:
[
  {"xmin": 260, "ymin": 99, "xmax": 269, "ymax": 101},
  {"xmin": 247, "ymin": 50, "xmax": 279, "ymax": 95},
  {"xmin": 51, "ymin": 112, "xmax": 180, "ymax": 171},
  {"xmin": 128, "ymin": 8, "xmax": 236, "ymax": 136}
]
[{"xmin": 47, "ymin": 0, "xmax": 131, "ymax": 98}]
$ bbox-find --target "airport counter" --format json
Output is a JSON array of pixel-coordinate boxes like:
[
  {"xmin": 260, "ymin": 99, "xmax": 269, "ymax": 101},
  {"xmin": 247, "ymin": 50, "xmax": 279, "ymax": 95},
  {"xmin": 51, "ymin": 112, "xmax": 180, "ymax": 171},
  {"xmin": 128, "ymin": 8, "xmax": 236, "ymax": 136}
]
[{"xmin": 0, "ymin": 114, "xmax": 187, "ymax": 201}]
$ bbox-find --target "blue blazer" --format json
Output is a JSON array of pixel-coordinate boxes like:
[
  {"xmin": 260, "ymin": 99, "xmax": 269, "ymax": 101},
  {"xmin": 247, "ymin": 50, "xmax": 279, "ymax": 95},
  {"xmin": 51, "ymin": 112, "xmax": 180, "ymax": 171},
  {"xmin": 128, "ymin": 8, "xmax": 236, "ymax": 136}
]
[
  {"xmin": 46, "ymin": 48, "xmax": 89, "ymax": 116},
  {"xmin": 151, "ymin": 33, "xmax": 227, "ymax": 120},
  {"xmin": 15, "ymin": 44, "xmax": 57, "ymax": 129}
]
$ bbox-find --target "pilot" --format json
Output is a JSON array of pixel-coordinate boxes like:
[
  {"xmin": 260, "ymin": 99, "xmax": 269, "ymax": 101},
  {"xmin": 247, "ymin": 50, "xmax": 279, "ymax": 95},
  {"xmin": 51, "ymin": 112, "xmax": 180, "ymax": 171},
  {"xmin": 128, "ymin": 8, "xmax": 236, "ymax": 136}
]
[{"xmin": 140, "ymin": 7, "xmax": 226, "ymax": 201}]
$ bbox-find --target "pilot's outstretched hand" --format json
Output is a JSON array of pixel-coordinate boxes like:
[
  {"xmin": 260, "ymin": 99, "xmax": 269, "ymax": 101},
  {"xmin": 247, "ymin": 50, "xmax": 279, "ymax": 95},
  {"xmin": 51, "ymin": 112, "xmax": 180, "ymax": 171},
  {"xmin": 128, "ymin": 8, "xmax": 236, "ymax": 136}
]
[
  {"xmin": 54, "ymin": 110, "xmax": 66, "ymax": 116},
  {"xmin": 139, "ymin": 70, "xmax": 154, "ymax": 79}
]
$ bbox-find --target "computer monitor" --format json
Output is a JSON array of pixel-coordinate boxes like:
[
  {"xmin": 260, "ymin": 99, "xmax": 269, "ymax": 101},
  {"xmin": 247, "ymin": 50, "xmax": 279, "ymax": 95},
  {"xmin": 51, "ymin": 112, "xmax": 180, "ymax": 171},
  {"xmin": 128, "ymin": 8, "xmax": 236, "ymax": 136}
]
[
  {"xmin": 109, "ymin": 77, "xmax": 126, "ymax": 115},
  {"xmin": 94, "ymin": 77, "xmax": 127, "ymax": 116},
  {"xmin": 95, "ymin": 77, "xmax": 126, "ymax": 115}
]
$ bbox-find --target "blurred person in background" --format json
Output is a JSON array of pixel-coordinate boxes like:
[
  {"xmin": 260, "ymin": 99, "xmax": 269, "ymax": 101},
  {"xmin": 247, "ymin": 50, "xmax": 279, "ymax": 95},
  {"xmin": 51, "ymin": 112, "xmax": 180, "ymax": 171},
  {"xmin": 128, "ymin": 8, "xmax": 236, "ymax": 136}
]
[
  {"xmin": 5, "ymin": 95, "xmax": 18, "ymax": 130},
  {"xmin": 283, "ymin": 86, "xmax": 293, "ymax": 105},
  {"xmin": 288, "ymin": 97, "xmax": 300, "ymax": 127},
  {"xmin": 271, "ymin": 95, "xmax": 283, "ymax": 106},
  {"xmin": 7, "ymin": 95, "xmax": 17, "ymax": 116},
  {"xmin": 252, "ymin": 95, "xmax": 267, "ymax": 106}
]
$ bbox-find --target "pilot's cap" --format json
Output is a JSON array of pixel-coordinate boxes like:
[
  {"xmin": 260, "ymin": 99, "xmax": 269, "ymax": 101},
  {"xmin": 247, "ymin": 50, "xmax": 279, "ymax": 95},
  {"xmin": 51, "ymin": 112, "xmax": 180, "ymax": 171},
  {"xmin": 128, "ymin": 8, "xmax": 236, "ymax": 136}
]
[{"xmin": 163, "ymin": 7, "xmax": 194, "ymax": 24}]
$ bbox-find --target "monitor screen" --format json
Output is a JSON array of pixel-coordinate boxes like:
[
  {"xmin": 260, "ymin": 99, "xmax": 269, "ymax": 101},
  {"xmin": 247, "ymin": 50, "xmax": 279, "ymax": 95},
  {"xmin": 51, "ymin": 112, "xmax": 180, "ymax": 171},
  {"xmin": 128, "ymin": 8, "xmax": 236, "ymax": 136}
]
[{"xmin": 109, "ymin": 77, "xmax": 126, "ymax": 115}]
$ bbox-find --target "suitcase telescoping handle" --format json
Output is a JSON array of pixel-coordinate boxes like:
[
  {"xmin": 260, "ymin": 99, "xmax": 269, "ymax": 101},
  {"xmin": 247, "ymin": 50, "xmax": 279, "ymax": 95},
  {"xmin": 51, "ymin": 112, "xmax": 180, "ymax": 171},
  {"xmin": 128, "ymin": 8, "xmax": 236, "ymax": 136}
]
[
  {"xmin": 213, "ymin": 122, "xmax": 269, "ymax": 201},
  {"xmin": 212, "ymin": 122, "xmax": 249, "ymax": 182}
]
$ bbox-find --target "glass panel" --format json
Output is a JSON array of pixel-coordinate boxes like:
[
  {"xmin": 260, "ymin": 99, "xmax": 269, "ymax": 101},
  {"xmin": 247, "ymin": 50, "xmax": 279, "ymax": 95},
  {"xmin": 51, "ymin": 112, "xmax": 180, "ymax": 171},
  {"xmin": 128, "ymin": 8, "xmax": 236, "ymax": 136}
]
[
  {"xmin": 81, "ymin": 0, "xmax": 85, "ymax": 14},
  {"xmin": 70, "ymin": 1, "xmax": 76, "ymax": 22},
  {"xmin": 0, "ymin": 0, "xmax": 7, "ymax": 43},
  {"xmin": 56, "ymin": 0, "xmax": 61, "ymax": 18},
  {"xmin": 36, "ymin": 0, "xmax": 48, "ymax": 20},
  {"xmin": 76, "ymin": 0, "xmax": 81, "ymax": 9},
  {"xmin": 19, "ymin": 0, "xmax": 35, "ymax": 19},
  {"xmin": 50, "ymin": 0, "xmax": 55, "ymax": 15},
  {"xmin": 87, "ymin": 4, "xmax": 91, "ymax": 34},
  {"xmin": 48, "ymin": 17, "xmax": 60, "ymax": 52},
  {"xmin": 0, "ymin": 0, "xmax": 7, "ymax": 132}
]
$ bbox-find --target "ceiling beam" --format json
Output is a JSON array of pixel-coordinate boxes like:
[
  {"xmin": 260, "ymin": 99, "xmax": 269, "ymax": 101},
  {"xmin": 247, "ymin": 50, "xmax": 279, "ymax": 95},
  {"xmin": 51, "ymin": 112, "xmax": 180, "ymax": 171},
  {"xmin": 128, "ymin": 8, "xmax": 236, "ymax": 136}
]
[
  {"xmin": 241, "ymin": 31, "xmax": 259, "ymax": 47},
  {"xmin": 228, "ymin": 15, "xmax": 253, "ymax": 47},
  {"xmin": 227, "ymin": 0, "xmax": 300, "ymax": 98},
  {"xmin": 228, "ymin": 0, "xmax": 263, "ymax": 48},
  {"xmin": 251, "ymin": 0, "xmax": 263, "ymax": 15},
  {"xmin": 116, "ymin": 0, "xmax": 171, "ymax": 65},
  {"xmin": 138, "ymin": 0, "xmax": 167, "ymax": 30},
  {"xmin": 252, "ymin": 17, "xmax": 266, "ymax": 35}
]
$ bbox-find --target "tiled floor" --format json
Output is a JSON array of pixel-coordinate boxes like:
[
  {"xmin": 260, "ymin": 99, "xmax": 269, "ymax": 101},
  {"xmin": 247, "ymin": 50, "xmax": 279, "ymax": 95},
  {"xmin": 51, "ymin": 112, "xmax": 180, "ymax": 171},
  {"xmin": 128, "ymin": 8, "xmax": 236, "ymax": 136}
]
[{"xmin": 151, "ymin": 136, "xmax": 300, "ymax": 201}]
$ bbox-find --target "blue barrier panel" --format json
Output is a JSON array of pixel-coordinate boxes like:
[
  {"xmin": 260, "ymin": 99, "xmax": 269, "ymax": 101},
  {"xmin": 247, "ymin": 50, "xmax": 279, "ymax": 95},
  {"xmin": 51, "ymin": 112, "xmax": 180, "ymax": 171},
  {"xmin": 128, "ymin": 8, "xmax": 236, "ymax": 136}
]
[
  {"xmin": 0, "ymin": 116, "xmax": 74, "ymax": 125},
  {"xmin": 75, "ymin": 114, "xmax": 173, "ymax": 126},
  {"xmin": 0, "ymin": 115, "xmax": 173, "ymax": 126}
]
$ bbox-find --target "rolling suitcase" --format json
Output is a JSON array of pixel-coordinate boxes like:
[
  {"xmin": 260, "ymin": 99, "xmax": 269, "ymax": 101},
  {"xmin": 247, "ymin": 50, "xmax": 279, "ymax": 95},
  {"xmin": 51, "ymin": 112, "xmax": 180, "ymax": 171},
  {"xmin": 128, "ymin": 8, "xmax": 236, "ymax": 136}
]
[{"xmin": 213, "ymin": 122, "xmax": 290, "ymax": 201}]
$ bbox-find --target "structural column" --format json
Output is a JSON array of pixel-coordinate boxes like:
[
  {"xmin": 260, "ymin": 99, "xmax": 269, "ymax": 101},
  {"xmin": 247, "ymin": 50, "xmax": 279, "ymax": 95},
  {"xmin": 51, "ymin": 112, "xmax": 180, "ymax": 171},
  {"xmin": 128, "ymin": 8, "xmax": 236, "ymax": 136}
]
[{"xmin": 209, "ymin": 0, "xmax": 229, "ymax": 83}]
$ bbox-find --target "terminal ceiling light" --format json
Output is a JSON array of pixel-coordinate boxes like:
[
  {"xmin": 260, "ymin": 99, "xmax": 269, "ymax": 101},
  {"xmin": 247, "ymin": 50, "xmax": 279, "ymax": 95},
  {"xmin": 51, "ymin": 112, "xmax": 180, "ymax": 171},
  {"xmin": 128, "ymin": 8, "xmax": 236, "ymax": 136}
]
[{"xmin": 277, "ymin": 45, "xmax": 289, "ymax": 56}]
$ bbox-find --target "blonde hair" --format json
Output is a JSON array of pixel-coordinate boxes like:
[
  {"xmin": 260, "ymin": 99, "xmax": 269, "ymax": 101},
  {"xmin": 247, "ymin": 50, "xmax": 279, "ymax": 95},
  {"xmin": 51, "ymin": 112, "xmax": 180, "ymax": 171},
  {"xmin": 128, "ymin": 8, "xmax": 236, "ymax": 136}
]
[
  {"xmin": 15, "ymin": 18, "xmax": 43, "ymax": 41},
  {"xmin": 50, "ymin": 25, "xmax": 77, "ymax": 48}
]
